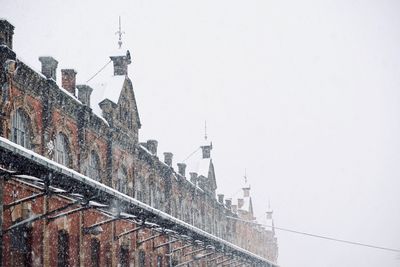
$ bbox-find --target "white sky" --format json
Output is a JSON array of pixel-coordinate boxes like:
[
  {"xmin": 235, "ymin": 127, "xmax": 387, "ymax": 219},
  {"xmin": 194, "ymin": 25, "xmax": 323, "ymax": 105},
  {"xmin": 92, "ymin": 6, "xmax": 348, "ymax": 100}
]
[{"xmin": 2, "ymin": 0, "xmax": 400, "ymax": 266}]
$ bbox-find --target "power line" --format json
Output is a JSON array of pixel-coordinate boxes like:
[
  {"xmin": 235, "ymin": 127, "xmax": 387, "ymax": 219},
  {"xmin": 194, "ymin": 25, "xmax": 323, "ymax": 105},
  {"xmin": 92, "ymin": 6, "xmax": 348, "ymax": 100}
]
[
  {"xmin": 226, "ymin": 216, "xmax": 400, "ymax": 253},
  {"xmin": 86, "ymin": 59, "xmax": 112, "ymax": 83},
  {"xmin": 182, "ymin": 147, "xmax": 201, "ymax": 163}
]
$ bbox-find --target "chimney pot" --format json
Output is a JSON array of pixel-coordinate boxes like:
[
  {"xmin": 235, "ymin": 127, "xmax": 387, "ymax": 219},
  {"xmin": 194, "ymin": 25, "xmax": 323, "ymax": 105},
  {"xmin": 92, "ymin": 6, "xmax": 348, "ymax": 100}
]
[
  {"xmin": 61, "ymin": 69, "xmax": 77, "ymax": 96},
  {"xmin": 163, "ymin": 152, "xmax": 173, "ymax": 167},
  {"xmin": 147, "ymin": 140, "xmax": 158, "ymax": 155},
  {"xmin": 177, "ymin": 163, "xmax": 187, "ymax": 177},
  {"xmin": 39, "ymin": 56, "xmax": 58, "ymax": 80},
  {"xmin": 76, "ymin": 85, "xmax": 93, "ymax": 106},
  {"xmin": 0, "ymin": 20, "xmax": 15, "ymax": 49}
]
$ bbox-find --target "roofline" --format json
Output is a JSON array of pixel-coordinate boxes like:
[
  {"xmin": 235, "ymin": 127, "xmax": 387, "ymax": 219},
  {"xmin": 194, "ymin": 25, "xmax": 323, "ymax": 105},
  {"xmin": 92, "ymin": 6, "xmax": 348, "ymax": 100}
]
[{"xmin": 0, "ymin": 137, "xmax": 279, "ymax": 267}]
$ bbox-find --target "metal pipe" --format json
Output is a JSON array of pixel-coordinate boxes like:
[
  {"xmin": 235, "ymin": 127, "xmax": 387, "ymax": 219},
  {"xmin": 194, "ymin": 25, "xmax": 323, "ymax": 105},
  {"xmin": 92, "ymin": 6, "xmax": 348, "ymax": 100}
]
[
  {"xmin": 47, "ymin": 206, "xmax": 90, "ymax": 222},
  {"xmin": 115, "ymin": 226, "xmax": 143, "ymax": 240},
  {"xmin": 153, "ymin": 238, "xmax": 179, "ymax": 249},
  {"xmin": 4, "ymin": 192, "xmax": 45, "ymax": 209},
  {"xmin": 183, "ymin": 247, "xmax": 207, "ymax": 257},
  {"xmin": 4, "ymin": 201, "xmax": 78, "ymax": 233},
  {"xmin": 137, "ymin": 233, "xmax": 163, "ymax": 246},
  {"xmin": 207, "ymin": 255, "xmax": 224, "ymax": 263},
  {"xmin": 165, "ymin": 243, "xmax": 192, "ymax": 255}
]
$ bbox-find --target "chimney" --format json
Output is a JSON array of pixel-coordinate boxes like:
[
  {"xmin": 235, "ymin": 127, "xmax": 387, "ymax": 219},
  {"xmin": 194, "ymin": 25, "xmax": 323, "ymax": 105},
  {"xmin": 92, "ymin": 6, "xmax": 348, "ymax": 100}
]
[
  {"xmin": 147, "ymin": 140, "xmax": 158, "ymax": 155},
  {"xmin": 77, "ymin": 85, "xmax": 93, "ymax": 106},
  {"xmin": 217, "ymin": 194, "xmax": 224, "ymax": 204},
  {"xmin": 238, "ymin": 198, "xmax": 244, "ymax": 209},
  {"xmin": 243, "ymin": 187, "xmax": 250, "ymax": 197},
  {"xmin": 225, "ymin": 199, "xmax": 232, "ymax": 211},
  {"xmin": 189, "ymin": 172, "xmax": 198, "ymax": 184},
  {"xmin": 177, "ymin": 163, "xmax": 186, "ymax": 177},
  {"xmin": 0, "ymin": 20, "xmax": 14, "ymax": 49},
  {"xmin": 61, "ymin": 69, "xmax": 77, "ymax": 96},
  {"xmin": 139, "ymin": 142, "xmax": 148, "ymax": 149},
  {"xmin": 201, "ymin": 143, "xmax": 212, "ymax": 159},
  {"xmin": 110, "ymin": 50, "xmax": 131, "ymax": 76},
  {"xmin": 39, "ymin": 56, "xmax": 58, "ymax": 80},
  {"xmin": 163, "ymin": 152, "xmax": 173, "ymax": 167},
  {"xmin": 232, "ymin": 204, "xmax": 238, "ymax": 214}
]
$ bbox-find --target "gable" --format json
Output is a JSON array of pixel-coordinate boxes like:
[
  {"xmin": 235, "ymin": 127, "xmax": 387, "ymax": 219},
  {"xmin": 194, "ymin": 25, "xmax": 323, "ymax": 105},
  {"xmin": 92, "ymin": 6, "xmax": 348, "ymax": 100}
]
[{"xmin": 117, "ymin": 78, "xmax": 141, "ymax": 129}]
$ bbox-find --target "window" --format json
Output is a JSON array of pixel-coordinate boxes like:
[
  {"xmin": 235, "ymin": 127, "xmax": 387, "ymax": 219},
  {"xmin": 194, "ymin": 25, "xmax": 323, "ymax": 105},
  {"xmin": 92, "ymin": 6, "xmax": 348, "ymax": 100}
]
[
  {"xmin": 117, "ymin": 166, "xmax": 127, "ymax": 194},
  {"xmin": 55, "ymin": 133, "xmax": 70, "ymax": 166},
  {"xmin": 10, "ymin": 220, "xmax": 32, "ymax": 266},
  {"xmin": 157, "ymin": 255, "xmax": 163, "ymax": 267},
  {"xmin": 57, "ymin": 230, "xmax": 69, "ymax": 267},
  {"xmin": 11, "ymin": 109, "xmax": 31, "ymax": 149},
  {"xmin": 119, "ymin": 245, "xmax": 129, "ymax": 267},
  {"xmin": 91, "ymin": 238, "xmax": 100, "ymax": 267},
  {"xmin": 139, "ymin": 250, "xmax": 145, "ymax": 267},
  {"xmin": 104, "ymin": 243, "xmax": 112, "ymax": 267},
  {"xmin": 88, "ymin": 150, "xmax": 101, "ymax": 182}
]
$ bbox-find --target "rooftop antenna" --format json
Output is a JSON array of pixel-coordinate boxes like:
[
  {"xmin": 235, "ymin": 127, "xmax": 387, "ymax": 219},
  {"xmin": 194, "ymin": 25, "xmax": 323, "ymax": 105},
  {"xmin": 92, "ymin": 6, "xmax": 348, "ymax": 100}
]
[{"xmin": 115, "ymin": 16, "xmax": 125, "ymax": 49}]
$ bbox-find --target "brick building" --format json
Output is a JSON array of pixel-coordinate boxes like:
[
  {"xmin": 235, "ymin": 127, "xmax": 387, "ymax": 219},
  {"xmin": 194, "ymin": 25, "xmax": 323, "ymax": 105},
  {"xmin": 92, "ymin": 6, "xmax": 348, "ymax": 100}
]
[{"xmin": 0, "ymin": 19, "xmax": 278, "ymax": 266}]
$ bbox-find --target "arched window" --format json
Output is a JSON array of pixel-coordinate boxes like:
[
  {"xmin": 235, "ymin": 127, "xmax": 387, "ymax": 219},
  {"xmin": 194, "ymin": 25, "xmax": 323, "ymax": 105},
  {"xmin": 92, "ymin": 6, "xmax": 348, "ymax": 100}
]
[
  {"xmin": 90, "ymin": 238, "xmax": 100, "ymax": 267},
  {"xmin": 55, "ymin": 133, "xmax": 70, "ymax": 166},
  {"xmin": 57, "ymin": 230, "xmax": 69, "ymax": 267},
  {"xmin": 117, "ymin": 166, "xmax": 127, "ymax": 194},
  {"xmin": 11, "ymin": 109, "xmax": 31, "ymax": 149},
  {"xmin": 88, "ymin": 150, "xmax": 101, "ymax": 182}
]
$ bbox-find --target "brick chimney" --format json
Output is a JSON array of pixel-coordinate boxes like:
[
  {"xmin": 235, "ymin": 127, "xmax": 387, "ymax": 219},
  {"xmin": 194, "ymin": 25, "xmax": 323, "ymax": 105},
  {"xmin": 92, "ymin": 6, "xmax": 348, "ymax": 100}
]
[
  {"xmin": 61, "ymin": 69, "xmax": 77, "ymax": 96},
  {"xmin": 0, "ymin": 20, "xmax": 14, "ymax": 49},
  {"xmin": 163, "ymin": 152, "xmax": 173, "ymax": 167},
  {"xmin": 201, "ymin": 142, "xmax": 212, "ymax": 159},
  {"xmin": 147, "ymin": 140, "xmax": 158, "ymax": 155},
  {"xmin": 190, "ymin": 172, "xmax": 198, "ymax": 184},
  {"xmin": 217, "ymin": 194, "xmax": 224, "ymax": 204},
  {"xmin": 76, "ymin": 85, "xmax": 93, "ymax": 106},
  {"xmin": 232, "ymin": 205, "xmax": 238, "ymax": 214},
  {"xmin": 177, "ymin": 163, "xmax": 186, "ymax": 177},
  {"xmin": 110, "ymin": 50, "xmax": 131, "ymax": 76},
  {"xmin": 225, "ymin": 199, "xmax": 232, "ymax": 211},
  {"xmin": 39, "ymin": 56, "xmax": 58, "ymax": 80}
]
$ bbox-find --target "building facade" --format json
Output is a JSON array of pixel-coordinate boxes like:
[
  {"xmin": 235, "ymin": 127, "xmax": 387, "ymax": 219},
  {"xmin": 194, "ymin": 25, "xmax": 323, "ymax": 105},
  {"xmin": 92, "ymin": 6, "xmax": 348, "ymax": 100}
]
[{"xmin": 0, "ymin": 19, "xmax": 278, "ymax": 266}]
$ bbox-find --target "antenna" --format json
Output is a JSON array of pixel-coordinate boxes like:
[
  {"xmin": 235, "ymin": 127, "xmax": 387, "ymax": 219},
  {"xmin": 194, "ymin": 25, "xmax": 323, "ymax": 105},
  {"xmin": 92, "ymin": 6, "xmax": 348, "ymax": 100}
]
[{"xmin": 115, "ymin": 16, "xmax": 125, "ymax": 49}]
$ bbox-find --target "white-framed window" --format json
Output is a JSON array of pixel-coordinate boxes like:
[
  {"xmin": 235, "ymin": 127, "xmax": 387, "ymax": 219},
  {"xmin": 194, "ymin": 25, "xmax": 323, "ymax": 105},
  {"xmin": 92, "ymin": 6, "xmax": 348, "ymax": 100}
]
[
  {"xmin": 11, "ymin": 109, "xmax": 31, "ymax": 149},
  {"xmin": 55, "ymin": 133, "xmax": 70, "ymax": 166},
  {"xmin": 117, "ymin": 166, "xmax": 127, "ymax": 194},
  {"xmin": 88, "ymin": 150, "xmax": 101, "ymax": 182}
]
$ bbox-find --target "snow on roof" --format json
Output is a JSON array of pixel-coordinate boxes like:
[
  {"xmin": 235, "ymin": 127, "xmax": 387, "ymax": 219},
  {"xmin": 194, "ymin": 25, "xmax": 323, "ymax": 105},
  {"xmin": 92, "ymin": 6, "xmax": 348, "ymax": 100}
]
[
  {"xmin": 197, "ymin": 158, "xmax": 211, "ymax": 178},
  {"xmin": 88, "ymin": 61, "xmax": 126, "ymax": 118},
  {"xmin": 240, "ymin": 196, "xmax": 251, "ymax": 212}
]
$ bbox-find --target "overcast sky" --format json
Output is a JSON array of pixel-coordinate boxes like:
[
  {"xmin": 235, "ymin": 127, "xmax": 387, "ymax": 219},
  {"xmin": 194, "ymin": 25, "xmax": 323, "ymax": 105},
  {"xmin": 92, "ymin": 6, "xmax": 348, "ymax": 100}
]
[{"xmin": 2, "ymin": 0, "xmax": 400, "ymax": 266}]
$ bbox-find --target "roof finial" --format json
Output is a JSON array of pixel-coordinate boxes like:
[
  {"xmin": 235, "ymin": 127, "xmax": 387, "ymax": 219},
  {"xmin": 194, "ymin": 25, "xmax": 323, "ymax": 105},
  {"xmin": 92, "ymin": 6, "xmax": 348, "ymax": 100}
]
[
  {"xmin": 115, "ymin": 16, "xmax": 125, "ymax": 49},
  {"xmin": 244, "ymin": 168, "xmax": 248, "ymax": 184},
  {"xmin": 204, "ymin": 120, "xmax": 208, "ymax": 141}
]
